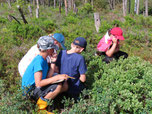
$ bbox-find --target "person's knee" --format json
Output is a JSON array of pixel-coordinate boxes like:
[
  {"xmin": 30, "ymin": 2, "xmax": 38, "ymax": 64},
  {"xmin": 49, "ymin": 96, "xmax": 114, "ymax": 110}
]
[
  {"xmin": 61, "ymin": 81, "xmax": 68, "ymax": 93},
  {"xmin": 54, "ymin": 83, "xmax": 62, "ymax": 93},
  {"xmin": 102, "ymin": 57, "xmax": 113, "ymax": 63},
  {"xmin": 123, "ymin": 53, "xmax": 128, "ymax": 59}
]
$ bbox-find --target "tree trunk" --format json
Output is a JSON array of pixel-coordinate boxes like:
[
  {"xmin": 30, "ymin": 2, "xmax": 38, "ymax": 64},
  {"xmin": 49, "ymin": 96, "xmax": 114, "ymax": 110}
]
[
  {"xmin": 108, "ymin": 0, "xmax": 113, "ymax": 10},
  {"xmin": 33, "ymin": 0, "xmax": 36, "ymax": 6},
  {"xmin": 68, "ymin": 0, "xmax": 72, "ymax": 10},
  {"xmin": 85, "ymin": 0, "xmax": 87, "ymax": 4},
  {"xmin": 123, "ymin": 0, "xmax": 127, "ymax": 16},
  {"xmin": 40, "ymin": 0, "xmax": 45, "ymax": 7},
  {"xmin": 48, "ymin": 0, "xmax": 51, "ymax": 7},
  {"xmin": 54, "ymin": 0, "xmax": 56, "ymax": 8},
  {"xmin": 145, "ymin": 0, "xmax": 148, "ymax": 16},
  {"xmin": 91, "ymin": 0, "xmax": 93, "ymax": 8},
  {"xmin": 6, "ymin": 0, "xmax": 11, "ymax": 8},
  {"xmin": 136, "ymin": 0, "xmax": 140, "ymax": 15},
  {"xmin": 36, "ymin": 8, "xmax": 39, "ymax": 18},
  {"xmin": 1, "ymin": 3, "xmax": 3, "ymax": 7},
  {"xmin": 28, "ymin": 5, "xmax": 32, "ymax": 17},
  {"xmin": 36, "ymin": 0, "xmax": 39, "ymax": 18},
  {"xmin": 64, "ymin": 0, "xmax": 68, "ymax": 16},
  {"xmin": 8, "ymin": 15, "xmax": 21, "ymax": 24},
  {"xmin": 134, "ymin": 0, "xmax": 137, "ymax": 13},
  {"xmin": 29, "ymin": 0, "xmax": 33, "ymax": 4},
  {"xmin": 73, "ymin": 3, "xmax": 76, "ymax": 13},
  {"xmin": 17, "ymin": 5, "xmax": 28, "ymax": 24},
  {"xmin": 94, "ymin": 12, "xmax": 101, "ymax": 33},
  {"xmin": 61, "ymin": 0, "xmax": 63, "ymax": 7},
  {"xmin": 71, "ymin": 0, "xmax": 74, "ymax": 10},
  {"xmin": 36, "ymin": 0, "xmax": 39, "ymax": 8},
  {"xmin": 59, "ymin": 0, "xmax": 61, "ymax": 15},
  {"xmin": 113, "ymin": 0, "xmax": 115, "ymax": 9},
  {"xmin": 73, "ymin": 2, "xmax": 78, "ymax": 14},
  {"xmin": 128, "ymin": 0, "xmax": 131, "ymax": 13}
]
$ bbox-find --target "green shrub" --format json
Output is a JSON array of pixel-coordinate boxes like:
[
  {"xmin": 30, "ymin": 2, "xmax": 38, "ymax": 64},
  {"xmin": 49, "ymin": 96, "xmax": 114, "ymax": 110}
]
[
  {"xmin": 124, "ymin": 16, "xmax": 136, "ymax": 26},
  {"xmin": 79, "ymin": 3, "xmax": 93, "ymax": 14},
  {"xmin": 91, "ymin": 57, "xmax": 152, "ymax": 113},
  {"xmin": 112, "ymin": 19, "xmax": 122, "ymax": 27},
  {"xmin": 137, "ymin": 16, "xmax": 152, "ymax": 28},
  {"xmin": 99, "ymin": 20, "xmax": 112, "ymax": 34},
  {"xmin": 41, "ymin": 20, "xmax": 56, "ymax": 33},
  {"xmin": 63, "ymin": 57, "xmax": 152, "ymax": 113},
  {"xmin": 0, "ymin": 87, "xmax": 36, "ymax": 113},
  {"xmin": 7, "ymin": 21, "xmax": 42, "ymax": 40},
  {"xmin": 0, "ymin": 17, "xmax": 7, "ymax": 23},
  {"xmin": 93, "ymin": 0, "xmax": 109, "ymax": 10},
  {"xmin": 65, "ymin": 16, "xmax": 79, "ymax": 24}
]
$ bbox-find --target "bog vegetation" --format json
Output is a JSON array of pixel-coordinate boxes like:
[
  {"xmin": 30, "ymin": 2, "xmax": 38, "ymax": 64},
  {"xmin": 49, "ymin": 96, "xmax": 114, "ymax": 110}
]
[{"xmin": 0, "ymin": 0, "xmax": 152, "ymax": 113}]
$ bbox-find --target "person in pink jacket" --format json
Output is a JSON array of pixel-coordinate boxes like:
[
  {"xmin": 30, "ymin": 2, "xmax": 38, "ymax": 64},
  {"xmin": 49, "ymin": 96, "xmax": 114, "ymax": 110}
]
[{"xmin": 96, "ymin": 27, "xmax": 128, "ymax": 63}]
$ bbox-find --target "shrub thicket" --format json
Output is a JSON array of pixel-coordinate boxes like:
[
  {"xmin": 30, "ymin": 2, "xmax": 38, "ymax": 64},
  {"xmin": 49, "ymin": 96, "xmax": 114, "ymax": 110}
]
[{"xmin": 63, "ymin": 57, "xmax": 152, "ymax": 113}]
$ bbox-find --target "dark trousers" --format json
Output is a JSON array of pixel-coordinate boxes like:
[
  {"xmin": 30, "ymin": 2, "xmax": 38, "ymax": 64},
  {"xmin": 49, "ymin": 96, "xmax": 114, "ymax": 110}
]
[
  {"xmin": 27, "ymin": 84, "xmax": 58, "ymax": 102},
  {"xmin": 102, "ymin": 51, "xmax": 128, "ymax": 63}
]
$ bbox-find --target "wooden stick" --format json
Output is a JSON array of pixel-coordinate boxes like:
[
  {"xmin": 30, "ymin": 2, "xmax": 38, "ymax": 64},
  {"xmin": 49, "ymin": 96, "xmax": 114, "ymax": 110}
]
[
  {"xmin": 67, "ymin": 75, "xmax": 75, "ymax": 79},
  {"xmin": 17, "ymin": 5, "xmax": 28, "ymax": 24}
]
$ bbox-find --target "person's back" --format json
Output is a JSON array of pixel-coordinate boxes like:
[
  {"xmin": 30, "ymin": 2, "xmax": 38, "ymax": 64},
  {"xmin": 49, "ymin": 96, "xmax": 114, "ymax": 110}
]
[
  {"xmin": 57, "ymin": 50, "xmax": 86, "ymax": 94},
  {"xmin": 22, "ymin": 54, "xmax": 48, "ymax": 89},
  {"xmin": 56, "ymin": 37, "xmax": 87, "ymax": 99},
  {"xmin": 19, "ymin": 45, "xmax": 39, "ymax": 77}
]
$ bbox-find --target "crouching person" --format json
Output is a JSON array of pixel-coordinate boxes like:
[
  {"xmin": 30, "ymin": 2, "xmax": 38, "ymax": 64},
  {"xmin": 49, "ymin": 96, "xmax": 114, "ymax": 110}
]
[
  {"xmin": 56, "ymin": 37, "xmax": 87, "ymax": 101},
  {"xmin": 22, "ymin": 36, "xmax": 68, "ymax": 113}
]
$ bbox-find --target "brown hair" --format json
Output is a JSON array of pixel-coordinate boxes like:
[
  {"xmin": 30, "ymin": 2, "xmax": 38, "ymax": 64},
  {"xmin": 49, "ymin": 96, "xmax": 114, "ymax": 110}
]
[{"xmin": 108, "ymin": 28, "xmax": 112, "ymax": 36}]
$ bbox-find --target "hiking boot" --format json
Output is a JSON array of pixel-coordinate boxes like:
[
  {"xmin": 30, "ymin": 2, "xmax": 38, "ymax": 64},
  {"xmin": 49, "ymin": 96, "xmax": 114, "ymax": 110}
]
[{"xmin": 37, "ymin": 97, "xmax": 54, "ymax": 114}]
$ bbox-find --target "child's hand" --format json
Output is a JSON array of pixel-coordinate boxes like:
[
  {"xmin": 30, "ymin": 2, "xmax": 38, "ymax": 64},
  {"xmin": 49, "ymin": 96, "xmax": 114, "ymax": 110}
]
[
  {"xmin": 112, "ymin": 37, "xmax": 118, "ymax": 44},
  {"xmin": 50, "ymin": 53, "xmax": 57, "ymax": 63},
  {"xmin": 58, "ymin": 74, "xmax": 68, "ymax": 81}
]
